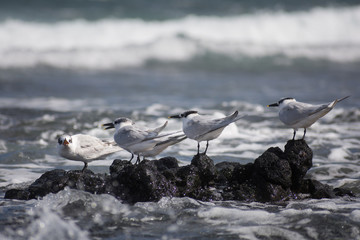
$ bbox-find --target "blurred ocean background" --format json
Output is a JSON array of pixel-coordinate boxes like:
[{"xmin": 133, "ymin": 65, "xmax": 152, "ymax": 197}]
[{"xmin": 1, "ymin": 0, "xmax": 360, "ymax": 239}]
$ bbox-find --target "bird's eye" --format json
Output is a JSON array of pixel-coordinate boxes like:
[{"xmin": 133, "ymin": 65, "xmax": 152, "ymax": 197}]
[
  {"xmin": 58, "ymin": 139, "xmax": 62, "ymax": 144},
  {"xmin": 69, "ymin": 139, "xmax": 72, "ymax": 143},
  {"xmin": 180, "ymin": 114, "xmax": 184, "ymax": 117}
]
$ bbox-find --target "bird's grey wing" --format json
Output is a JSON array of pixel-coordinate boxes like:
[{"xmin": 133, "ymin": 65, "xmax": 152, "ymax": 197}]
[
  {"xmin": 102, "ymin": 139, "xmax": 120, "ymax": 147},
  {"xmin": 143, "ymin": 135, "xmax": 187, "ymax": 157},
  {"xmin": 146, "ymin": 121, "xmax": 168, "ymax": 138},
  {"xmin": 75, "ymin": 134, "xmax": 105, "ymax": 149},
  {"xmin": 116, "ymin": 127, "xmax": 148, "ymax": 146},
  {"xmin": 281, "ymin": 103, "xmax": 330, "ymax": 125},
  {"xmin": 154, "ymin": 134, "xmax": 187, "ymax": 147},
  {"xmin": 116, "ymin": 126, "xmax": 169, "ymax": 147},
  {"xmin": 195, "ymin": 122, "xmax": 229, "ymax": 140},
  {"xmin": 184, "ymin": 117, "xmax": 214, "ymax": 137},
  {"xmin": 197, "ymin": 111, "xmax": 244, "ymax": 135},
  {"xmin": 75, "ymin": 134, "xmax": 121, "ymax": 159},
  {"xmin": 213, "ymin": 111, "xmax": 246, "ymax": 126}
]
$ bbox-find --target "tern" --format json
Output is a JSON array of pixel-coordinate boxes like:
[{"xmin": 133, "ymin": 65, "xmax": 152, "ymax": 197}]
[
  {"xmin": 267, "ymin": 96, "xmax": 350, "ymax": 140},
  {"xmin": 169, "ymin": 110, "xmax": 245, "ymax": 155},
  {"xmin": 103, "ymin": 117, "xmax": 175, "ymax": 164},
  {"xmin": 57, "ymin": 134, "xmax": 122, "ymax": 172}
]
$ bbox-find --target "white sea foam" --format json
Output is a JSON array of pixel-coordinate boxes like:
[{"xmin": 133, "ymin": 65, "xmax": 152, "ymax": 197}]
[
  {"xmin": 0, "ymin": 97, "xmax": 107, "ymax": 112},
  {"xmin": 350, "ymin": 209, "xmax": 360, "ymax": 222},
  {"xmin": 228, "ymin": 225, "xmax": 308, "ymax": 240},
  {"xmin": 26, "ymin": 207, "xmax": 90, "ymax": 240},
  {"xmin": 198, "ymin": 207, "xmax": 278, "ymax": 225},
  {"xmin": 0, "ymin": 6, "xmax": 359, "ymax": 69},
  {"xmin": 328, "ymin": 147, "xmax": 351, "ymax": 161},
  {"xmin": 0, "ymin": 167, "xmax": 42, "ymax": 187},
  {"xmin": 0, "ymin": 140, "xmax": 7, "ymax": 153},
  {"xmin": 36, "ymin": 187, "xmax": 130, "ymax": 215}
]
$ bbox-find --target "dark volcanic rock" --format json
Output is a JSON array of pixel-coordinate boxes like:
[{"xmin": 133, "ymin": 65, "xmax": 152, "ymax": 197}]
[
  {"xmin": 333, "ymin": 187, "xmax": 356, "ymax": 197},
  {"xmin": 191, "ymin": 153, "xmax": 217, "ymax": 186},
  {"xmin": 28, "ymin": 169, "xmax": 69, "ymax": 198},
  {"xmin": 254, "ymin": 147, "xmax": 292, "ymax": 188},
  {"xmin": 215, "ymin": 161, "xmax": 242, "ymax": 184},
  {"xmin": 65, "ymin": 170, "xmax": 107, "ymax": 194},
  {"xmin": 300, "ymin": 179, "xmax": 336, "ymax": 199},
  {"xmin": 108, "ymin": 159, "xmax": 177, "ymax": 204},
  {"xmin": 5, "ymin": 169, "xmax": 107, "ymax": 200},
  {"xmin": 175, "ymin": 164, "xmax": 201, "ymax": 198},
  {"xmin": 5, "ymin": 140, "xmax": 352, "ymax": 203},
  {"xmin": 284, "ymin": 139, "xmax": 313, "ymax": 190},
  {"xmin": 4, "ymin": 189, "xmax": 31, "ymax": 200},
  {"xmin": 154, "ymin": 157, "xmax": 179, "ymax": 171}
]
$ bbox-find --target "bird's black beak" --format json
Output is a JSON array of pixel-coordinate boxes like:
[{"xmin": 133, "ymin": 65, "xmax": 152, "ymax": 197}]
[
  {"xmin": 267, "ymin": 103, "xmax": 279, "ymax": 107},
  {"xmin": 168, "ymin": 114, "xmax": 181, "ymax": 119},
  {"xmin": 102, "ymin": 122, "xmax": 115, "ymax": 129}
]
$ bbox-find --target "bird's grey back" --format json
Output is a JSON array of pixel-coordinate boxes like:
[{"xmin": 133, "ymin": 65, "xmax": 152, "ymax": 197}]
[
  {"xmin": 184, "ymin": 111, "xmax": 241, "ymax": 138},
  {"xmin": 279, "ymin": 101, "xmax": 331, "ymax": 126}
]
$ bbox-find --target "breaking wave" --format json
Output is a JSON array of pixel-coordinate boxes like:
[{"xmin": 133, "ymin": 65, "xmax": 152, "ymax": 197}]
[{"xmin": 1, "ymin": 5, "xmax": 360, "ymax": 69}]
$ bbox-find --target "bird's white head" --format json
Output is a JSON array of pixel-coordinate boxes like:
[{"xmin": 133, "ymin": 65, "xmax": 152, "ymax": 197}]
[
  {"xmin": 57, "ymin": 135, "xmax": 73, "ymax": 148},
  {"xmin": 103, "ymin": 117, "xmax": 134, "ymax": 131},
  {"xmin": 267, "ymin": 97, "xmax": 296, "ymax": 108},
  {"xmin": 169, "ymin": 110, "xmax": 198, "ymax": 119}
]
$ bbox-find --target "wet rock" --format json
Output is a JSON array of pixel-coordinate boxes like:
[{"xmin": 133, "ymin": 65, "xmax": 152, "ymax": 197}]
[
  {"xmin": 254, "ymin": 147, "xmax": 292, "ymax": 188},
  {"xmin": 154, "ymin": 157, "xmax": 179, "ymax": 171},
  {"xmin": 5, "ymin": 139, "xmax": 352, "ymax": 203},
  {"xmin": 28, "ymin": 169, "xmax": 69, "ymax": 198},
  {"xmin": 284, "ymin": 139, "xmax": 313, "ymax": 190},
  {"xmin": 108, "ymin": 159, "xmax": 177, "ymax": 204},
  {"xmin": 233, "ymin": 163, "xmax": 254, "ymax": 183},
  {"xmin": 253, "ymin": 176, "xmax": 292, "ymax": 202},
  {"xmin": 191, "ymin": 153, "xmax": 217, "ymax": 186},
  {"xmin": 215, "ymin": 161, "xmax": 242, "ymax": 184},
  {"xmin": 4, "ymin": 189, "xmax": 31, "ymax": 200},
  {"xmin": 65, "ymin": 170, "xmax": 107, "ymax": 194},
  {"xmin": 333, "ymin": 187, "xmax": 356, "ymax": 197},
  {"xmin": 5, "ymin": 169, "xmax": 107, "ymax": 200},
  {"xmin": 300, "ymin": 179, "xmax": 336, "ymax": 199},
  {"xmin": 175, "ymin": 164, "xmax": 201, "ymax": 198},
  {"xmin": 229, "ymin": 181, "xmax": 257, "ymax": 202}
]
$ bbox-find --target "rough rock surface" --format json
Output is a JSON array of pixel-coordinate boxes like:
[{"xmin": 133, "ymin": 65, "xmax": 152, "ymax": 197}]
[{"xmin": 5, "ymin": 140, "xmax": 355, "ymax": 203}]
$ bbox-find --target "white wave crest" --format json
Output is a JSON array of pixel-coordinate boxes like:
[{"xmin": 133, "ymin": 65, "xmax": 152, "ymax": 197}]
[{"xmin": 0, "ymin": 6, "xmax": 360, "ymax": 69}]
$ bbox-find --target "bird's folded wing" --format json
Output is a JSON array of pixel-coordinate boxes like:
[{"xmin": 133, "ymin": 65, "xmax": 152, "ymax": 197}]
[
  {"xmin": 196, "ymin": 124, "xmax": 227, "ymax": 140},
  {"xmin": 213, "ymin": 111, "xmax": 246, "ymax": 126},
  {"xmin": 121, "ymin": 128, "xmax": 177, "ymax": 148},
  {"xmin": 154, "ymin": 134, "xmax": 187, "ymax": 147},
  {"xmin": 146, "ymin": 121, "xmax": 168, "ymax": 138},
  {"xmin": 76, "ymin": 134, "xmax": 104, "ymax": 149},
  {"xmin": 284, "ymin": 103, "xmax": 330, "ymax": 125}
]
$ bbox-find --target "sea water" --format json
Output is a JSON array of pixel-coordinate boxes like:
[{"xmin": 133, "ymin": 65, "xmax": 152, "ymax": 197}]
[{"xmin": 1, "ymin": 0, "xmax": 360, "ymax": 239}]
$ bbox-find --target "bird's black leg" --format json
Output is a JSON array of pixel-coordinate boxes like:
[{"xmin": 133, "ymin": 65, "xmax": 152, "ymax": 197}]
[
  {"xmin": 197, "ymin": 142, "xmax": 200, "ymax": 155},
  {"xmin": 292, "ymin": 130, "xmax": 296, "ymax": 140},
  {"xmin": 136, "ymin": 155, "xmax": 141, "ymax": 164},
  {"xmin": 81, "ymin": 162, "xmax": 88, "ymax": 173},
  {"xmin": 203, "ymin": 141, "xmax": 209, "ymax": 155},
  {"xmin": 129, "ymin": 153, "xmax": 134, "ymax": 163},
  {"xmin": 302, "ymin": 128, "xmax": 306, "ymax": 140}
]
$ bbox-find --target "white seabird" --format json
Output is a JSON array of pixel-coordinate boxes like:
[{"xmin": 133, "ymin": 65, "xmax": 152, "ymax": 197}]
[
  {"xmin": 169, "ymin": 110, "xmax": 245, "ymax": 155},
  {"xmin": 267, "ymin": 96, "xmax": 350, "ymax": 139},
  {"xmin": 57, "ymin": 134, "xmax": 122, "ymax": 172}
]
